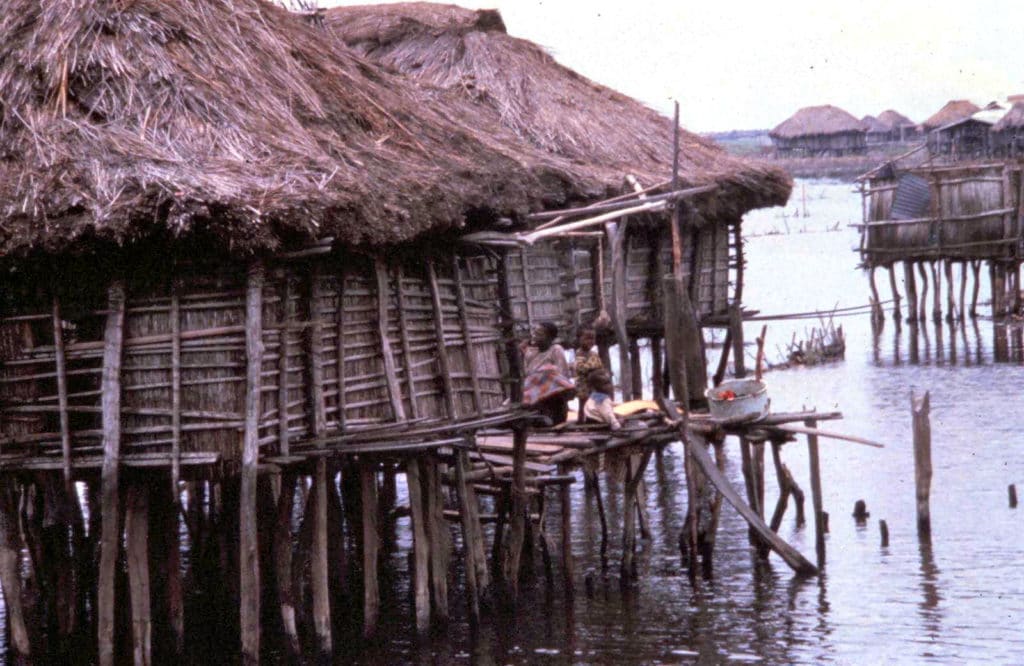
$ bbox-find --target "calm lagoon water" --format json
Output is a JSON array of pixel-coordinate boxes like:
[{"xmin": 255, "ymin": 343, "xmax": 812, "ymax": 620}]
[{"xmin": 4, "ymin": 180, "xmax": 1023, "ymax": 665}]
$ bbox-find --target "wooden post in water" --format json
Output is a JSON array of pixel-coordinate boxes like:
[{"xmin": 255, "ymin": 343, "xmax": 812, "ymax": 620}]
[
  {"xmin": 805, "ymin": 417, "xmax": 826, "ymax": 569},
  {"xmin": 311, "ymin": 460, "xmax": 331, "ymax": 655},
  {"xmin": 970, "ymin": 261, "xmax": 982, "ymax": 317},
  {"xmin": 126, "ymin": 484, "xmax": 152, "ymax": 666},
  {"xmin": 558, "ymin": 465, "xmax": 575, "ymax": 597},
  {"xmin": 274, "ymin": 474, "xmax": 300, "ymax": 655},
  {"xmin": 453, "ymin": 450, "xmax": 481, "ymax": 622},
  {"xmin": 503, "ymin": 424, "xmax": 530, "ymax": 601},
  {"xmin": 361, "ymin": 460, "xmax": 380, "ymax": 639},
  {"xmin": 868, "ymin": 267, "xmax": 883, "ymax": 327},
  {"xmin": 930, "ymin": 261, "xmax": 942, "ymax": 322},
  {"xmin": 917, "ymin": 262, "xmax": 929, "ymax": 323},
  {"xmin": 944, "ymin": 260, "xmax": 956, "ymax": 321},
  {"xmin": 0, "ymin": 480, "xmax": 30, "ymax": 658},
  {"xmin": 959, "ymin": 262, "xmax": 969, "ymax": 322},
  {"xmin": 904, "ymin": 261, "xmax": 918, "ymax": 323},
  {"xmin": 425, "ymin": 457, "xmax": 450, "ymax": 625},
  {"xmin": 912, "ymin": 391, "xmax": 932, "ymax": 536},
  {"xmin": 888, "ymin": 264, "xmax": 902, "ymax": 322},
  {"xmin": 98, "ymin": 280, "xmax": 126, "ymax": 666},
  {"xmin": 406, "ymin": 458, "xmax": 430, "ymax": 634},
  {"xmin": 240, "ymin": 265, "xmax": 264, "ymax": 665}
]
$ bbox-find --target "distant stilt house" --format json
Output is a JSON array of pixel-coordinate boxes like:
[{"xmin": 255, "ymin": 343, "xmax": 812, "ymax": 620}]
[
  {"xmin": 769, "ymin": 105, "xmax": 867, "ymax": 157},
  {"xmin": 877, "ymin": 109, "xmax": 918, "ymax": 142},
  {"xmin": 927, "ymin": 107, "xmax": 1007, "ymax": 159},
  {"xmin": 326, "ymin": 3, "xmax": 791, "ymax": 400},
  {"xmin": 920, "ymin": 99, "xmax": 980, "ymax": 134},
  {"xmin": 861, "ymin": 115, "xmax": 892, "ymax": 145},
  {"xmin": 992, "ymin": 102, "xmax": 1024, "ymax": 157}
]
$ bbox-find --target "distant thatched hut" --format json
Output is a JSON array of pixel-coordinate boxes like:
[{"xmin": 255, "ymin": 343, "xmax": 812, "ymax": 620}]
[
  {"xmin": 326, "ymin": 2, "xmax": 791, "ymax": 396},
  {"xmin": 861, "ymin": 115, "xmax": 891, "ymax": 145},
  {"xmin": 991, "ymin": 102, "xmax": 1024, "ymax": 156},
  {"xmin": 920, "ymin": 100, "xmax": 980, "ymax": 133},
  {"xmin": 769, "ymin": 105, "xmax": 867, "ymax": 156},
  {"xmin": 877, "ymin": 109, "xmax": 917, "ymax": 142}
]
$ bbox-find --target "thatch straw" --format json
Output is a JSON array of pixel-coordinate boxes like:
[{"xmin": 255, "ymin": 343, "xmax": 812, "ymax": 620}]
[
  {"xmin": 324, "ymin": 3, "xmax": 791, "ymax": 217},
  {"xmin": 920, "ymin": 100, "xmax": 980, "ymax": 132},
  {"xmin": 877, "ymin": 110, "xmax": 914, "ymax": 131},
  {"xmin": 0, "ymin": 0, "xmax": 583, "ymax": 261},
  {"xmin": 770, "ymin": 105, "xmax": 864, "ymax": 139},
  {"xmin": 861, "ymin": 115, "xmax": 890, "ymax": 134}
]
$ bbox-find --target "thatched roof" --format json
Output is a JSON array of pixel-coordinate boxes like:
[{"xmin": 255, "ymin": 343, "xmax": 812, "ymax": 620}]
[
  {"xmin": 877, "ymin": 110, "xmax": 914, "ymax": 130},
  {"xmin": 861, "ymin": 115, "xmax": 890, "ymax": 134},
  {"xmin": 992, "ymin": 102, "xmax": 1024, "ymax": 132},
  {"xmin": 324, "ymin": 3, "xmax": 791, "ymax": 217},
  {"xmin": 0, "ymin": 0, "xmax": 577, "ymax": 262},
  {"xmin": 921, "ymin": 100, "xmax": 980, "ymax": 131},
  {"xmin": 770, "ymin": 105, "xmax": 865, "ymax": 139}
]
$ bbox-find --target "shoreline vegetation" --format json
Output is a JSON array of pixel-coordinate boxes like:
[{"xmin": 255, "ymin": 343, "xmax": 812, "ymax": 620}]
[{"xmin": 707, "ymin": 129, "xmax": 916, "ymax": 180}]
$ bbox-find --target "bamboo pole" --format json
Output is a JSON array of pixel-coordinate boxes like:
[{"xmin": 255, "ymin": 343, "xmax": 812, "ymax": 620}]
[
  {"xmin": 426, "ymin": 457, "xmax": 450, "ymax": 624},
  {"xmin": 453, "ymin": 450, "xmax": 481, "ymax": 622},
  {"xmin": 97, "ymin": 280, "xmax": 126, "ymax": 666},
  {"xmin": 240, "ymin": 264, "xmax": 264, "ymax": 665},
  {"xmin": 407, "ymin": 457, "xmax": 430, "ymax": 633},
  {"xmin": 311, "ymin": 460, "xmax": 332, "ymax": 655},
  {"xmin": 374, "ymin": 259, "xmax": 407, "ymax": 421},
  {"xmin": 170, "ymin": 288, "xmax": 182, "ymax": 494},
  {"xmin": 52, "ymin": 296, "xmax": 72, "ymax": 490},
  {"xmin": 427, "ymin": 260, "xmax": 458, "ymax": 419},
  {"xmin": 278, "ymin": 276, "xmax": 293, "ymax": 454},
  {"xmin": 606, "ymin": 222, "xmax": 633, "ymax": 400}
]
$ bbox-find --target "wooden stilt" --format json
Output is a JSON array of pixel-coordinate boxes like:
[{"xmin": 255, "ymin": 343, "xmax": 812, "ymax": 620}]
[
  {"xmin": 629, "ymin": 337, "xmax": 643, "ymax": 400},
  {"xmin": 311, "ymin": 460, "xmax": 332, "ymax": 655},
  {"xmin": 944, "ymin": 260, "xmax": 956, "ymax": 321},
  {"xmin": 170, "ymin": 288, "xmax": 182, "ymax": 494},
  {"xmin": 912, "ymin": 392, "xmax": 932, "ymax": 536},
  {"xmin": 970, "ymin": 260, "xmax": 982, "ymax": 317},
  {"xmin": 805, "ymin": 418, "xmax": 826, "ymax": 569},
  {"xmin": 126, "ymin": 484, "xmax": 152, "ymax": 666},
  {"xmin": 651, "ymin": 336, "xmax": 665, "ymax": 398},
  {"xmin": 558, "ymin": 466, "xmax": 574, "ymax": 597},
  {"xmin": 904, "ymin": 262, "xmax": 918, "ymax": 323},
  {"xmin": 0, "ymin": 479, "xmax": 30, "ymax": 658},
  {"xmin": 453, "ymin": 450, "xmax": 481, "ymax": 622},
  {"xmin": 360, "ymin": 461, "xmax": 380, "ymax": 639},
  {"xmin": 868, "ymin": 266, "xmax": 883, "ymax": 326},
  {"xmin": 621, "ymin": 450, "xmax": 653, "ymax": 579},
  {"xmin": 959, "ymin": 262, "xmax": 969, "ymax": 322},
  {"xmin": 425, "ymin": 457, "xmax": 450, "ymax": 624},
  {"xmin": 503, "ymin": 425, "xmax": 529, "ymax": 600},
  {"xmin": 240, "ymin": 265, "xmax": 264, "ymax": 665},
  {"xmin": 589, "ymin": 470, "xmax": 609, "ymax": 568},
  {"xmin": 768, "ymin": 441, "xmax": 791, "ymax": 532},
  {"xmin": 1014, "ymin": 262, "xmax": 1022, "ymax": 315},
  {"xmin": 98, "ymin": 280, "xmax": 126, "ymax": 666},
  {"xmin": 930, "ymin": 261, "xmax": 942, "ymax": 322},
  {"xmin": 636, "ymin": 473, "xmax": 651, "ymax": 540},
  {"xmin": 406, "ymin": 458, "xmax": 430, "ymax": 634},
  {"xmin": 272, "ymin": 473, "xmax": 299, "ymax": 656},
  {"xmin": 917, "ymin": 262, "xmax": 929, "ymax": 323},
  {"xmin": 888, "ymin": 264, "xmax": 902, "ymax": 322}
]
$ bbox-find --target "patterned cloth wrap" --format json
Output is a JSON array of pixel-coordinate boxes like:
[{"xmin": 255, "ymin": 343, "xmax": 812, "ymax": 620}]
[{"xmin": 521, "ymin": 363, "xmax": 575, "ymax": 406}]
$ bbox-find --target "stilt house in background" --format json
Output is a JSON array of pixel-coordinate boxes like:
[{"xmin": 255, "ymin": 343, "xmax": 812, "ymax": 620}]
[
  {"xmin": 326, "ymin": 2, "xmax": 791, "ymax": 400},
  {"xmin": 768, "ymin": 105, "xmax": 867, "ymax": 157},
  {"xmin": 920, "ymin": 99, "xmax": 980, "ymax": 133},
  {"xmin": 877, "ymin": 109, "xmax": 918, "ymax": 142},
  {"xmin": 861, "ymin": 115, "xmax": 892, "ymax": 145}
]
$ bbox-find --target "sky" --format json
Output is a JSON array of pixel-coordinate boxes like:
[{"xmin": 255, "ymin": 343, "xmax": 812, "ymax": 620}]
[{"xmin": 320, "ymin": 0, "xmax": 1024, "ymax": 133}]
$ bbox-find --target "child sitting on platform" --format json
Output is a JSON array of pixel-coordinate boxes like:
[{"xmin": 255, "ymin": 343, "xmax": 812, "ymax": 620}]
[{"xmin": 582, "ymin": 369, "xmax": 621, "ymax": 431}]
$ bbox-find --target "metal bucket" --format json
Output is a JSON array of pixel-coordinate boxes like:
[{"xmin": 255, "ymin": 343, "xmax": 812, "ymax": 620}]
[{"xmin": 705, "ymin": 379, "xmax": 769, "ymax": 424}]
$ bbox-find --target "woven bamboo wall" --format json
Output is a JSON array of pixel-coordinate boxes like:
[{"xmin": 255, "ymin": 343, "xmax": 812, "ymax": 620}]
[{"xmin": 0, "ymin": 252, "xmax": 506, "ymax": 469}]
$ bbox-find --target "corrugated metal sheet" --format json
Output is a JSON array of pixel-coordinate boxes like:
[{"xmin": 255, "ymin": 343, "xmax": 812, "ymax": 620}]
[{"xmin": 891, "ymin": 174, "xmax": 931, "ymax": 220}]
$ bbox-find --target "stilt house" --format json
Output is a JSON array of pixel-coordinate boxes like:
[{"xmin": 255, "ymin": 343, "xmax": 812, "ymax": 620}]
[
  {"xmin": 0, "ymin": 0, "xmax": 612, "ymax": 661},
  {"xmin": 991, "ymin": 102, "xmax": 1024, "ymax": 157},
  {"xmin": 769, "ymin": 105, "xmax": 867, "ymax": 157},
  {"xmin": 877, "ymin": 109, "xmax": 918, "ymax": 142},
  {"xmin": 861, "ymin": 115, "xmax": 892, "ymax": 145},
  {"xmin": 326, "ymin": 3, "xmax": 791, "ymax": 399}
]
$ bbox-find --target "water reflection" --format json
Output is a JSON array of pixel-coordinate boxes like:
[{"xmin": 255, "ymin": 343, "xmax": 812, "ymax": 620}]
[
  {"xmin": 917, "ymin": 537, "xmax": 943, "ymax": 648},
  {"xmin": 871, "ymin": 318, "xmax": 1024, "ymax": 367}
]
